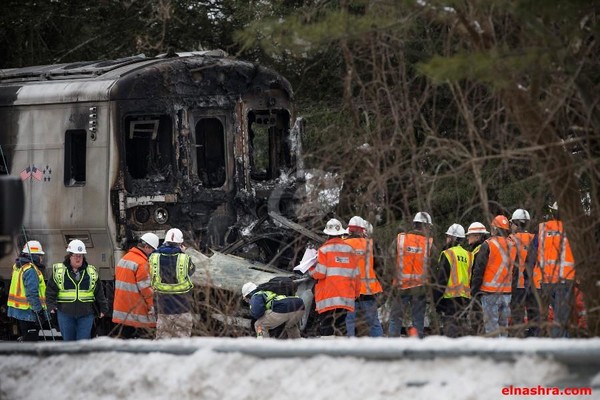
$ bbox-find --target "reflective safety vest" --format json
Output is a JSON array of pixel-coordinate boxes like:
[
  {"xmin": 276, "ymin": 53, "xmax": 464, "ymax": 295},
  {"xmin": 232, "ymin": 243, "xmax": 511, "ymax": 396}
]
[
  {"xmin": 510, "ymin": 232, "xmax": 541, "ymax": 289},
  {"xmin": 7, "ymin": 263, "xmax": 47, "ymax": 310},
  {"xmin": 395, "ymin": 233, "xmax": 433, "ymax": 289},
  {"xmin": 258, "ymin": 290, "xmax": 287, "ymax": 310},
  {"xmin": 480, "ymin": 236, "xmax": 515, "ymax": 293},
  {"xmin": 52, "ymin": 263, "xmax": 98, "ymax": 303},
  {"xmin": 310, "ymin": 237, "xmax": 360, "ymax": 313},
  {"xmin": 112, "ymin": 247, "xmax": 156, "ymax": 328},
  {"xmin": 537, "ymin": 220, "xmax": 575, "ymax": 283},
  {"xmin": 344, "ymin": 237, "xmax": 383, "ymax": 295},
  {"xmin": 148, "ymin": 252, "xmax": 193, "ymax": 294},
  {"xmin": 441, "ymin": 245, "xmax": 473, "ymax": 299}
]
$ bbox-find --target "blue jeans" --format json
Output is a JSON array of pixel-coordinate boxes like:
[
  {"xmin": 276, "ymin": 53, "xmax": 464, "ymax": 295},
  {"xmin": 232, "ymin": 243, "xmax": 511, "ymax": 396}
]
[
  {"xmin": 388, "ymin": 294, "xmax": 426, "ymax": 338},
  {"xmin": 481, "ymin": 294, "xmax": 511, "ymax": 337},
  {"xmin": 542, "ymin": 282, "xmax": 573, "ymax": 338},
  {"xmin": 57, "ymin": 311, "xmax": 94, "ymax": 341},
  {"xmin": 346, "ymin": 296, "xmax": 383, "ymax": 337}
]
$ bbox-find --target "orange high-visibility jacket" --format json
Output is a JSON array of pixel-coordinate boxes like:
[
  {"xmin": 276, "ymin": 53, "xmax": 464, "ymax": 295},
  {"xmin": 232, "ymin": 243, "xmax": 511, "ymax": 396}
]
[
  {"xmin": 345, "ymin": 237, "xmax": 383, "ymax": 295},
  {"xmin": 112, "ymin": 247, "xmax": 156, "ymax": 328},
  {"xmin": 510, "ymin": 232, "xmax": 541, "ymax": 289},
  {"xmin": 537, "ymin": 220, "xmax": 575, "ymax": 283},
  {"xmin": 309, "ymin": 237, "xmax": 360, "ymax": 313},
  {"xmin": 395, "ymin": 233, "xmax": 433, "ymax": 289},
  {"xmin": 480, "ymin": 236, "xmax": 515, "ymax": 294}
]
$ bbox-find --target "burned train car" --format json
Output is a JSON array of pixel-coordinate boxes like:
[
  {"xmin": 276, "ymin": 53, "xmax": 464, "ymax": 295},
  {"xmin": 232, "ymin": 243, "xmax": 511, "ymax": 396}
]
[{"xmin": 0, "ymin": 51, "xmax": 309, "ymax": 301}]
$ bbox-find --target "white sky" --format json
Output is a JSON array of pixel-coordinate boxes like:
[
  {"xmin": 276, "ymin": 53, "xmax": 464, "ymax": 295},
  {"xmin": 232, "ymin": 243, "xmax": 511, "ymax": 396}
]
[{"xmin": 1, "ymin": 336, "xmax": 599, "ymax": 400}]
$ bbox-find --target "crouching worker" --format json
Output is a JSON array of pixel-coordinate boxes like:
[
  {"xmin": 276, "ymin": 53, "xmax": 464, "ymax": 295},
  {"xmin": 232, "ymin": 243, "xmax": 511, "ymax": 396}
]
[{"xmin": 242, "ymin": 282, "xmax": 305, "ymax": 339}]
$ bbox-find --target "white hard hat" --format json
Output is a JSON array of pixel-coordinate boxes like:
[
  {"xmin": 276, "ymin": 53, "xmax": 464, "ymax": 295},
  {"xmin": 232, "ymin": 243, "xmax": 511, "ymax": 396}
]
[
  {"xmin": 413, "ymin": 212, "xmax": 433, "ymax": 225},
  {"xmin": 510, "ymin": 209, "xmax": 530, "ymax": 222},
  {"xmin": 140, "ymin": 232, "xmax": 159, "ymax": 250},
  {"xmin": 445, "ymin": 223, "xmax": 466, "ymax": 238},
  {"xmin": 549, "ymin": 202, "xmax": 559, "ymax": 211},
  {"xmin": 165, "ymin": 228, "xmax": 184, "ymax": 244},
  {"xmin": 242, "ymin": 282, "xmax": 257, "ymax": 298},
  {"xmin": 347, "ymin": 216, "xmax": 366, "ymax": 232},
  {"xmin": 22, "ymin": 240, "xmax": 44, "ymax": 255},
  {"xmin": 466, "ymin": 222, "xmax": 489, "ymax": 235},
  {"xmin": 66, "ymin": 239, "xmax": 87, "ymax": 254},
  {"xmin": 323, "ymin": 218, "xmax": 347, "ymax": 236}
]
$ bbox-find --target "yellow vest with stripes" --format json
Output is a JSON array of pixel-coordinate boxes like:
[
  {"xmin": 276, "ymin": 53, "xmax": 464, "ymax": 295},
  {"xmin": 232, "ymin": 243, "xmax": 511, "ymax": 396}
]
[
  {"xmin": 7, "ymin": 263, "xmax": 47, "ymax": 310},
  {"xmin": 52, "ymin": 263, "xmax": 98, "ymax": 303},
  {"xmin": 148, "ymin": 252, "xmax": 193, "ymax": 294},
  {"xmin": 440, "ymin": 245, "xmax": 472, "ymax": 299}
]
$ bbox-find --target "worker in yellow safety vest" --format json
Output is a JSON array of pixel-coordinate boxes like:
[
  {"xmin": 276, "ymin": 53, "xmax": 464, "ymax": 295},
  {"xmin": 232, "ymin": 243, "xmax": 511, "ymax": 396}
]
[
  {"xmin": 149, "ymin": 228, "xmax": 196, "ymax": 339},
  {"xmin": 7, "ymin": 241, "xmax": 47, "ymax": 341},
  {"xmin": 46, "ymin": 239, "xmax": 108, "ymax": 341},
  {"xmin": 433, "ymin": 224, "xmax": 473, "ymax": 337}
]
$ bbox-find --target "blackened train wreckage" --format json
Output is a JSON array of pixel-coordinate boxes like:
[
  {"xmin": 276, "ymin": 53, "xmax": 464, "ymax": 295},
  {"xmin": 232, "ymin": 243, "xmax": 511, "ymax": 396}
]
[{"xmin": 0, "ymin": 51, "xmax": 322, "ymax": 338}]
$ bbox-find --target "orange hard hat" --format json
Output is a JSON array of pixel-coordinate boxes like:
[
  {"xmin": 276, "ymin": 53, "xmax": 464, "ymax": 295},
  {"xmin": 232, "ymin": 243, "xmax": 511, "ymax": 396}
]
[{"xmin": 491, "ymin": 215, "xmax": 510, "ymax": 230}]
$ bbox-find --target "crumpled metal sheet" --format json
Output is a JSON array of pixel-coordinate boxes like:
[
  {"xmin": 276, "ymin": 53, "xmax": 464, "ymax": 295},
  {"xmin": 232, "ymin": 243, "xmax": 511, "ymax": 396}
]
[{"xmin": 188, "ymin": 248, "xmax": 293, "ymax": 293}]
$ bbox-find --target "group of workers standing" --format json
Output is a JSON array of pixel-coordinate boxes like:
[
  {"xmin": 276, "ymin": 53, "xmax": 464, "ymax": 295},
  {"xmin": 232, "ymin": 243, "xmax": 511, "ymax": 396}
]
[
  {"xmin": 6, "ymin": 227, "xmax": 195, "ymax": 341},
  {"xmin": 7, "ymin": 201, "xmax": 580, "ymax": 341},
  {"xmin": 292, "ymin": 201, "xmax": 579, "ymax": 339}
]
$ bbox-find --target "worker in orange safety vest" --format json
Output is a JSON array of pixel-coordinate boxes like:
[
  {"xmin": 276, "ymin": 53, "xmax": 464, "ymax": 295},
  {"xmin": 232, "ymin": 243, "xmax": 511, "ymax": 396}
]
[
  {"xmin": 308, "ymin": 218, "xmax": 360, "ymax": 336},
  {"xmin": 344, "ymin": 216, "xmax": 384, "ymax": 337},
  {"xmin": 470, "ymin": 215, "xmax": 516, "ymax": 337},
  {"xmin": 112, "ymin": 232, "xmax": 159, "ymax": 338},
  {"xmin": 388, "ymin": 211, "xmax": 435, "ymax": 338},
  {"xmin": 525, "ymin": 202, "xmax": 575, "ymax": 337}
]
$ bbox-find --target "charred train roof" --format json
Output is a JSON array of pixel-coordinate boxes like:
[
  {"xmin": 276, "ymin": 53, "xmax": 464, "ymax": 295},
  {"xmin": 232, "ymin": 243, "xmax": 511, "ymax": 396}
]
[{"xmin": 0, "ymin": 51, "xmax": 293, "ymax": 105}]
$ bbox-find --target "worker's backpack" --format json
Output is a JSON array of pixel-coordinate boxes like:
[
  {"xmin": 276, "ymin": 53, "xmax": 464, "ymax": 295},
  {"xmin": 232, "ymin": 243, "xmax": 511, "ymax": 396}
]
[{"xmin": 256, "ymin": 276, "xmax": 297, "ymax": 297}]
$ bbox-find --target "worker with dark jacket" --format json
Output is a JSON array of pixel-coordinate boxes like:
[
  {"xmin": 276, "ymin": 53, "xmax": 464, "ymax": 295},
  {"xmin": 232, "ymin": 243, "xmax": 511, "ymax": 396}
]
[
  {"xmin": 242, "ymin": 282, "xmax": 305, "ymax": 338},
  {"xmin": 389, "ymin": 212, "xmax": 435, "ymax": 338},
  {"xmin": 7, "ymin": 241, "xmax": 48, "ymax": 341},
  {"xmin": 465, "ymin": 222, "xmax": 488, "ymax": 255},
  {"xmin": 46, "ymin": 239, "xmax": 108, "ymax": 341},
  {"xmin": 149, "ymin": 228, "xmax": 195, "ymax": 339},
  {"xmin": 470, "ymin": 215, "xmax": 516, "ymax": 337},
  {"xmin": 464, "ymin": 222, "xmax": 489, "ymax": 335},
  {"xmin": 508, "ymin": 209, "xmax": 541, "ymax": 337},
  {"xmin": 433, "ymin": 224, "xmax": 473, "ymax": 337}
]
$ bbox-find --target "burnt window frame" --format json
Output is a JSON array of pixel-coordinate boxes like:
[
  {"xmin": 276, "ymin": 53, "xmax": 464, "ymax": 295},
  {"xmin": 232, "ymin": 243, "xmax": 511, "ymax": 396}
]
[
  {"xmin": 194, "ymin": 116, "xmax": 227, "ymax": 188},
  {"xmin": 64, "ymin": 129, "xmax": 87, "ymax": 187},
  {"xmin": 248, "ymin": 109, "xmax": 291, "ymax": 181},
  {"xmin": 123, "ymin": 114, "xmax": 173, "ymax": 181}
]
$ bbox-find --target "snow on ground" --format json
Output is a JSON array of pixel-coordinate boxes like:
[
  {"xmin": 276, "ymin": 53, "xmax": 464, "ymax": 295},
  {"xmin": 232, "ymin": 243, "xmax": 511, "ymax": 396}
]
[{"xmin": 1, "ymin": 336, "xmax": 599, "ymax": 400}]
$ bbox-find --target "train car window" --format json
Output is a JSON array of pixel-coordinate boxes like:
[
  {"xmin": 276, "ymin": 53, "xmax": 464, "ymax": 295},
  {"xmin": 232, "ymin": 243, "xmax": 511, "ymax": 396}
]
[
  {"xmin": 195, "ymin": 118, "xmax": 225, "ymax": 188},
  {"xmin": 124, "ymin": 115, "xmax": 172, "ymax": 180},
  {"xmin": 248, "ymin": 110, "xmax": 291, "ymax": 181},
  {"xmin": 64, "ymin": 129, "xmax": 87, "ymax": 187}
]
